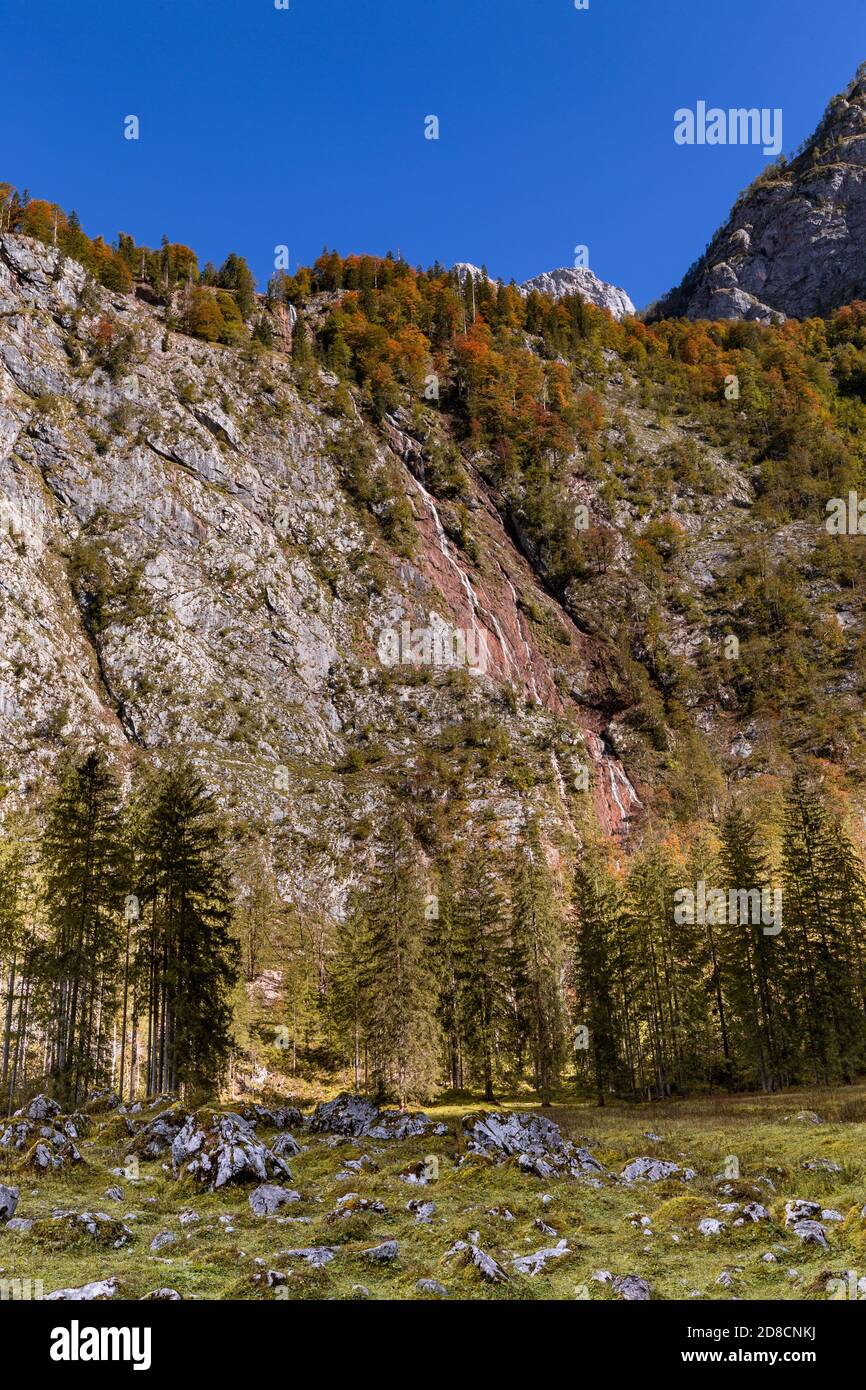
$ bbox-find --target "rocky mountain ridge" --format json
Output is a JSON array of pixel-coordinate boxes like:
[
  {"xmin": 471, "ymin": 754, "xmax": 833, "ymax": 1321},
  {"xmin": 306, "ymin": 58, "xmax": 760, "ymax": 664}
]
[
  {"xmin": 655, "ymin": 64, "xmax": 866, "ymax": 322},
  {"xmin": 453, "ymin": 262, "xmax": 635, "ymax": 320}
]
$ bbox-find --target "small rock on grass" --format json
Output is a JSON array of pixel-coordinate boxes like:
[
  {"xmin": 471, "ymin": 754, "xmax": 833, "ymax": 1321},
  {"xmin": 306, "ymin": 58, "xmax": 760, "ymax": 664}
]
[
  {"xmin": 613, "ymin": 1274, "xmax": 651, "ymax": 1301},
  {"xmin": 512, "ymin": 1239, "xmax": 569, "ymax": 1276},
  {"xmin": 416, "ymin": 1278, "xmax": 449, "ymax": 1298},
  {"xmin": 0, "ymin": 1185, "xmax": 19, "ymax": 1222},
  {"xmin": 362, "ymin": 1239, "xmax": 398, "ymax": 1263},
  {"xmin": 41, "ymin": 1277, "xmax": 119, "ymax": 1301},
  {"xmin": 249, "ymin": 1183, "xmax": 301, "ymax": 1217}
]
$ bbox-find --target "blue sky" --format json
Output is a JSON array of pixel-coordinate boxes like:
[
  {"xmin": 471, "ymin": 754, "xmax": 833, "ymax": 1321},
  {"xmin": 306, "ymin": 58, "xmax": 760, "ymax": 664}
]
[{"xmin": 4, "ymin": 0, "xmax": 866, "ymax": 308}]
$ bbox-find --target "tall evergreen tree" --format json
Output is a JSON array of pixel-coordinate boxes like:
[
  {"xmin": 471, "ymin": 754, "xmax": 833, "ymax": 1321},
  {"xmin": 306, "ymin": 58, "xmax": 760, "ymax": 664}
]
[
  {"xmin": 455, "ymin": 831, "xmax": 510, "ymax": 1102},
  {"xmin": 133, "ymin": 760, "xmax": 238, "ymax": 1098},
  {"xmin": 42, "ymin": 751, "xmax": 126, "ymax": 1103},
  {"xmin": 362, "ymin": 817, "xmax": 439, "ymax": 1108},
  {"xmin": 510, "ymin": 817, "xmax": 564, "ymax": 1105},
  {"xmin": 570, "ymin": 849, "xmax": 623, "ymax": 1106}
]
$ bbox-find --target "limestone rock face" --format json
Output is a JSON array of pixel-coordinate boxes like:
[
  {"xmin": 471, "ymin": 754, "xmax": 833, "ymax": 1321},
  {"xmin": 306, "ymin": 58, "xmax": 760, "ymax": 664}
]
[
  {"xmin": 657, "ymin": 67, "xmax": 866, "ymax": 322},
  {"xmin": 454, "ymin": 261, "xmax": 636, "ymax": 319},
  {"xmin": 0, "ymin": 226, "xmax": 644, "ymax": 944},
  {"xmin": 521, "ymin": 267, "xmax": 635, "ymax": 320}
]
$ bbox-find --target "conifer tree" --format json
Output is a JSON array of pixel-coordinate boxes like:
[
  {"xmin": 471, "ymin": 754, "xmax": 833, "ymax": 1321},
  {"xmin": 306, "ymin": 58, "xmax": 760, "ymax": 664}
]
[
  {"xmin": 327, "ymin": 887, "xmax": 370, "ymax": 1090},
  {"xmin": 362, "ymin": 817, "xmax": 439, "ymax": 1108},
  {"xmin": 717, "ymin": 805, "xmax": 785, "ymax": 1091},
  {"xmin": 133, "ymin": 760, "xmax": 238, "ymax": 1098},
  {"xmin": 42, "ymin": 751, "xmax": 126, "ymax": 1103},
  {"xmin": 429, "ymin": 857, "xmax": 464, "ymax": 1091},
  {"xmin": 455, "ymin": 830, "xmax": 510, "ymax": 1102},
  {"xmin": 510, "ymin": 816, "xmax": 564, "ymax": 1105},
  {"xmin": 570, "ymin": 849, "xmax": 622, "ymax": 1105}
]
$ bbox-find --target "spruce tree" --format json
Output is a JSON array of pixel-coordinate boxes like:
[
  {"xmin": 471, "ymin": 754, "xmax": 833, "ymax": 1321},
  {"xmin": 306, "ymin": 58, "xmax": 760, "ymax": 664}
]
[
  {"xmin": 133, "ymin": 760, "xmax": 238, "ymax": 1098},
  {"xmin": 510, "ymin": 816, "xmax": 564, "ymax": 1105},
  {"xmin": 362, "ymin": 817, "xmax": 439, "ymax": 1108},
  {"xmin": 455, "ymin": 830, "xmax": 510, "ymax": 1102},
  {"xmin": 570, "ymin": 849, "xmax": 622, "ymax": 1106},
  {"xmin": 42, "ymin": 751, "xmax": 126, "ymax": 1103}
]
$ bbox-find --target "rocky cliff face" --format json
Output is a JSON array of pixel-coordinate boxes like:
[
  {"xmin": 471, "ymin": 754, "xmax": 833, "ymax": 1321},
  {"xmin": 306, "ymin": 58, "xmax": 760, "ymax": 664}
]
[
  {"xmin": 655, "ymin": 65, "xmax": 866, "ymax": 322},
  {"xmin": 520, "ymin": 267, "xmax": 635, "ymax": 320},
  {"xmin": 0, "ymin": 232, "xmax": 643, "ymax": 916}
]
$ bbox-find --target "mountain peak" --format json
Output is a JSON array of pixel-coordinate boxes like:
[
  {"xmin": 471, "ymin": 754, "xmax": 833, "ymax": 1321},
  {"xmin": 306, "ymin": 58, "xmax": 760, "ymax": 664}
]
[{"xmin": 452, "ymin": 262, "xmax": 635, "ymax": 320}]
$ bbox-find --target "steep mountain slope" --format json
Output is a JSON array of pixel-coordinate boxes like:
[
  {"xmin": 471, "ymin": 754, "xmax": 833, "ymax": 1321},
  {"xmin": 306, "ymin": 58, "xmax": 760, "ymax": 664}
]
[
  {"xmin": 0, "ymin": 231, "xmax": 643, "ymax": 923},
  {"xmin": 4, "ymin": 184, "xmax": 866, "ymax": 929},
  {"xmin": 655, "ymin": 64, "xmax": 866, "ymax": 322}
]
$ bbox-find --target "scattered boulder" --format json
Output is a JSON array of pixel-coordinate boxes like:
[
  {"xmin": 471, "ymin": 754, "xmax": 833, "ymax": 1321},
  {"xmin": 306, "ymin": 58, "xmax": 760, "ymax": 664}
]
[
  {"xmin": 512, "ymin": 1239, "xmax": 570, "ymax": 1276},
  {"xmin": 416, "ymin": 1277, "xmax": 449, "ymax": 1298},
  {"xmin": 172, "ymin": 1112, "xmax": 294, "ymax": 1189},
  {"xmin": 802, "ymin": 1158, "xmax": 841, "ymax": 1173},
  {"xmin": 792, "ymin": 1219, "xmax": 829, "ymax": 1248},
  {"xmin": 275, "ymin": 1246, "xmax": 336, "ymax": 1268},
  {"xmin": 25, "ymin": 1132, "xmax": 82, "ymax": 1171},
  {"xmin": 85, "ymin": 1089, "xmax": 121, "ymax": 1114},
  {"xmin": 271, "ymin": 1133, "xmax": 302, "ymax": 1159},
  {"xmin": 308, "ymin": 1094, "xmax": 379, "ymax": 1137},
  {"xmin": 150, "ymin": 1231, "xmax": 176, "ymax": 1252},
  {"xmin": 444, "ymin": 1239, "xmax": 509, "ymax": 1284},
  {"xmin": 243, "ymin": 1104, "xmax": 304, "ymax": 1131},
  {"xmin": 622, "ymin": 1157, "xmax": 695, "ymax": 1183},
  {"xmin": 25, "ymin": 1094, "xmax": 61, "ymax": 1122},
  {"xmin": 698, "ymin": 1218, "xmax": 724, "ymax": 1236},
  {"xmin": 0, "ymin": 1120, "xmax": 34, "ymax": 1152},
  {"xmin": 41, "ymin": 1277, "xmax": 119, "ymax": 1300},
  {"xmin": 408, "ymin": 1199, "xmax": 436, "ymax": 1224},
  {"xmin": 47, "ymin": 1211, "xmax": 134, "ymax": 1249},
  {"xmin": 613, "ymin": 1274, "xmax": 651, "ymax": 1301},
  {"xmin": 362, "ymin": 1239, "xmax": 398, "ymax": 1263},
  {"xmin": 0, "ymin": 1184, "xmax": 19, "ymax": 1222},
  {"xmin": 368, "ymin": 1110, "xmax": 432, "ymax": 1140},
  {"xmin": 462, "ymin": 1112, "xmax": 606, "ymax": 1179},
  {"xmin": 249, "ymin": 1184, "xmax": 301, "ymax": 1217},
  {"xmin": 131, "ymin": 1105, "xmax": 189, "ymax": 1158},
  {"xmin": 5, "ymin": 1217, "xmax": 32, "ymax": 1233},
  {"xmin": 141, "ymin": 1288, "xmax": 181, "ymax": 1300},
  {"xmin": 331, "ymin": 1193, "xmax": 386, "ymax": 1219},
  {"xmin": 785, "ymin": 1199, "xmax": 821, "ymax": 1225},
  {"xmin": 743, "ymin": 1202, "xmax": 770, "ymax": 1223}
]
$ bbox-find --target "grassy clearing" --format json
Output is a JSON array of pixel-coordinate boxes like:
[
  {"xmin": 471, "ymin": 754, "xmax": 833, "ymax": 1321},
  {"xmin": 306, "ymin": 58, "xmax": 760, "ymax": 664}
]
[{"xmin": 1, "ymin": 1084, "xmax": 865, "ymax": 1302}]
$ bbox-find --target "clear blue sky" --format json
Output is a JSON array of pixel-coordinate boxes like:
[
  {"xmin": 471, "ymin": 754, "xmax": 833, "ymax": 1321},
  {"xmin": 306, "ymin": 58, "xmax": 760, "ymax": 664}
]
[{"xmin": 4, "ymin": 0, "xmax": 865, "ymax": 308}]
